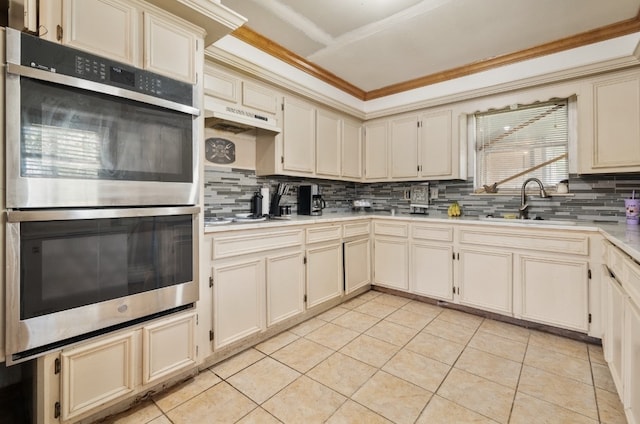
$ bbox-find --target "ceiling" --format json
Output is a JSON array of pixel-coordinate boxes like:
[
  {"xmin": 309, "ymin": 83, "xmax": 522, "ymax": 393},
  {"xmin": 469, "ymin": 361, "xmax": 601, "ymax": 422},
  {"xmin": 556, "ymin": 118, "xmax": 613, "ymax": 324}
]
[{"xmin": 221, "ymin": 0, "xmax": 640, "ymax": 99}]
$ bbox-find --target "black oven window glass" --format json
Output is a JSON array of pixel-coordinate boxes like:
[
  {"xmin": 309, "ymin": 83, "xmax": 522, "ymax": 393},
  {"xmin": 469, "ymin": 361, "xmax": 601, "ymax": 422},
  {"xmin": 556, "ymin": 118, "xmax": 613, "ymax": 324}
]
[
  {"xmin": 20, "ymin": 214, "xmax": 194, "ymax": 319},
  {"xmin": 20, "ymin": 78, "xmax": 192, "ymax": 182}
]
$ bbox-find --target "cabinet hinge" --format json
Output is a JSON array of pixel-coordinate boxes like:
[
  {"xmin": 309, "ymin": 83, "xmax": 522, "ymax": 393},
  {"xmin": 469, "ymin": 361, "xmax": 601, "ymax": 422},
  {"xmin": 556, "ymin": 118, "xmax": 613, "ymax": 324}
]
[
  {"xmin": 196, "ymin": 345, "xmax": 199, "ymax": 357},
  {"xmin": 209, "ymin": 276, "xmax": 213, "ymax": 288},
  {"xmin": 588, "ymin": 313, "xmax": 592, "ymax": 324},
  {"xmin": 56, "ymin": 25, "xmax": 63, "ymax": 42},
  {"xmin": 54, "ymin": 402, "xmax": 61, "ymax": 419},
  {"xmin": 209, "ymin": 330, "xmax": 214, "ymax": 341},
  {"xmin": 588, "ymin": 269, "xmax": 592, "ymax": 280},
  {"xmin": 196, "ymin": 314, "xmax": 199, "ymax": 325},
  {"xmin": 54, "ymin": 358, "xmax": 60, "ymax": 375}
]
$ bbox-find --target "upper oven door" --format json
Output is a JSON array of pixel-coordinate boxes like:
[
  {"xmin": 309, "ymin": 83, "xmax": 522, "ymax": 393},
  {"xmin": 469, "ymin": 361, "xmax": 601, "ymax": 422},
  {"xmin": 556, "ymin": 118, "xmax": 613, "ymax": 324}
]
[{"xmin": 5, "ymin": 28, "xmax": 200, "ymax": 209}]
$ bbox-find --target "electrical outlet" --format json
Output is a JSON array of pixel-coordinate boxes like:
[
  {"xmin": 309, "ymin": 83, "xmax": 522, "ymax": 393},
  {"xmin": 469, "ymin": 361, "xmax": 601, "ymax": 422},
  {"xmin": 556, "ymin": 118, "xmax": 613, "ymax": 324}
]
[{"xmin": 430, "ymin": 188, "xmax": 439, "ymax": 199}]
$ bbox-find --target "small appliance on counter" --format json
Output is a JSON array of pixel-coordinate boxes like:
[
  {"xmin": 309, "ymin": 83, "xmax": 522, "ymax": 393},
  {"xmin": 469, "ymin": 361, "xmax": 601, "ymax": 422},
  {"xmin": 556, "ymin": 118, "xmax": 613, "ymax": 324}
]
[
  {"xmin": 298, "ymin": 184, "xmax": 326, "ymax": 216},
  {"xmin": 409, "ymin": 183, "xmax": 430, "ymax": 214}
]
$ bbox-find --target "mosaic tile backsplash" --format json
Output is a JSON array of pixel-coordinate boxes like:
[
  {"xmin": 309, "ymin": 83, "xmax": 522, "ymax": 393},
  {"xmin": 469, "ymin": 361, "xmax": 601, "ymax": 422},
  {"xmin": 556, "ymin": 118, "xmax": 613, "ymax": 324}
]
[{"xmin": 203, "ymin": 165, "xmax": 640, "ymax": 223}]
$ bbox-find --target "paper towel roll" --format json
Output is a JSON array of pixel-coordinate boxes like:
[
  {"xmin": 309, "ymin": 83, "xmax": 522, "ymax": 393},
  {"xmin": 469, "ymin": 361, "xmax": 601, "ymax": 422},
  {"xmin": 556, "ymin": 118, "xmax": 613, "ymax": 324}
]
[{"xmin": 261, "ymin": 186, "xmax": 270, "ymax": 215}]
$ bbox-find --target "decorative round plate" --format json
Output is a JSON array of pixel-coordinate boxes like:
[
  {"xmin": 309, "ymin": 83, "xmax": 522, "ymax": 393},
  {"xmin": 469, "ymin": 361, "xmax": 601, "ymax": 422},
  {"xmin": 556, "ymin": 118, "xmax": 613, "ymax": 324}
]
[{"xmin": 205, "ymin": 137, "xmax": 236, "ymax": 164}]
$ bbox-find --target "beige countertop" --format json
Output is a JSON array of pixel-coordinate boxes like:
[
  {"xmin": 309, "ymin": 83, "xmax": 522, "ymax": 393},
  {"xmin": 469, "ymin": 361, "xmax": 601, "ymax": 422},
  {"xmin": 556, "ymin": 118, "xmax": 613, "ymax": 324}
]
[{"xmin": 204, "ymin": 212, "xmax": 640, "ymax": 263}]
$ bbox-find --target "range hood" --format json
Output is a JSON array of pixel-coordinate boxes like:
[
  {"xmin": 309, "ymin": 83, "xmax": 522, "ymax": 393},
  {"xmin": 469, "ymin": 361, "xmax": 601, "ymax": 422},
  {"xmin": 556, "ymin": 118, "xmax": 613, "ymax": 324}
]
[{"xmin": 204, "ymin": 102, "xmax": 281, "ymax": 134}]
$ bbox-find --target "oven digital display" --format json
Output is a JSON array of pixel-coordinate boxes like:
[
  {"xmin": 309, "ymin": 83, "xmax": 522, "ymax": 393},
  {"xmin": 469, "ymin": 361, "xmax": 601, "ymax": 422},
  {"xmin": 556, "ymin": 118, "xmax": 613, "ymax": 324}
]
[{"xmin": 110, "ymin": 66, "xmax": 135, "ymax": 87}]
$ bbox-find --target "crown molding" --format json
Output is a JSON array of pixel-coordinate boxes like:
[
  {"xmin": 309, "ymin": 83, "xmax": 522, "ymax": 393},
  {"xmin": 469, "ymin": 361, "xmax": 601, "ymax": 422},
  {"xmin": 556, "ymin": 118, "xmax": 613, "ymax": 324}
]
[
  {"xmin": 231, "ymin": 12, "xmax": 640, "ymax": 101},
  {"xmin": 232, "ymin": 26, "xmax": 366, "ymax": 100}
]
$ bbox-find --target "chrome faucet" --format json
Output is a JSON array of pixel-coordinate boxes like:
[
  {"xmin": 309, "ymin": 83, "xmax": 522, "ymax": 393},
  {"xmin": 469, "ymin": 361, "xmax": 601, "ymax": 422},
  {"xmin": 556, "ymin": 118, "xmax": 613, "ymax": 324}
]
[{"xmin": 519, "ymin": 177, "xmax": 548, "ymax": 219}]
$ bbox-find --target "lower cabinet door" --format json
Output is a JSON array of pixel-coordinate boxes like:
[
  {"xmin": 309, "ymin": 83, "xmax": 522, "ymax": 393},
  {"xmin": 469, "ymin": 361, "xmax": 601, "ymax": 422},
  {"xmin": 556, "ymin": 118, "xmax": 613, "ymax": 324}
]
[
  {"xmin": 458, "ymin": 248, "xmax": 512, "ymax": 315},
  {"xmin": 374, "ymin": 237, "xmax": 409, "ymax": 290},
  {"xmin": 306, "ymin": 243, "xmax": 343, "ymax": 308},
  {"xmin": 519, "ymin": 255, "xmax": 589, "ymax": 332},
  {"xmin": 344, "ymin": 238, "xmax": 371, "ymax": 294},
  {"xmin": 142, "ymin": 313, "xmax": 196, "ymax": 385},
  {"xmin": 266, "ymin": 251, "xmax": 305, "ymax": 326},
  {"xmin": 608, "ymin": 277, "xmax": 625, "ymax": 396},
  {"xmin": 213, "ymin": 258, "xmax": 265, "ymax": 349},
  {"xmin": 624, "ymin": 298, "xmax": 640, "ymax": 424},
  {"xmin": 411, "ymin": 242, "xmax": 453, "ymax": 300},
  {"xmin": 61, "ymin": 331, "xmax": 136, "ymax": 421}
]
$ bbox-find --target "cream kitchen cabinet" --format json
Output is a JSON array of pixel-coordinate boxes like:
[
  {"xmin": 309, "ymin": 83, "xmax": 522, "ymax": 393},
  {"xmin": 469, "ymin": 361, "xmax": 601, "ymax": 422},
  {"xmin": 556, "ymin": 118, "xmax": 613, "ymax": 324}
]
[
  {"xmin": 364, "ymin": 120, "xmax": 389, "ymax": 180},
  {"xmin": 305, "ymin": 225, "xmax": 343, "ymax": 308},
  {"xmin": 315, "ymin": 108, "xmax": 342, "ymax": 178},
  {"xmin": 282, "ymin": 96, "xmax": 316, "ymax": 174},
  {"xmin": 603, "ymin": 241, "xmax": 640, "ymax": 424},
  {"xmin": 457, "ymin": 247, "xmax": 513, "ymax": 315},
  {"xmin": 625, "ymin": 297, "xmax": 640, "ymax": 424},
  {"xmin": 579, "ymin": 69, "xmax": 640, "ymax": 173},
  {"xmin": 410, "ymin": 223, "xmax": 454, "ymax": 301},
  {"xmin": 455, "ymin": 225, "xmax": 593, "ymax": 329},
  {"xmin": 204, "ymin": 65, "xmax": 279, "ymax": 116},
  {"xmin": 605, "ymin": 270, "xmax": 625, "ymax": 395},
  {"xmin": 518, "ymin": 254, "xmax": 590, "ymax": 332},
  {"xmin": 386, "ymin": 109, "xmax": 461, "ymax": 181},
  {"xmin": 341, "ymin": 118, "xmax": 363, "ymax": 179},
  {"xmin": 212, "ymin": 258, "xmax": 266, "ymax": 349},
  {"xmin": 390, "ymin": 114, "xmax": 419, "ymax": 179},
  {"xmin": 47, "ymin": 0, "xmax": 202, "ymax": 83},
  {"xmin": 373, "ymin": 221, "xmax": 409, "ymax": 290},
  {"xmin": 210, "ymin": 228, "xmax": 305, "ymax": 349},
  {"xmin": 266, "ymin": 252, "xmax": 305, "ymax": 326},
  {"xmin": 343, "ymin": 221, "xmax": 372, "ymax": 294},
  {"xmin": 36, "ymin": 311, "xmax": 196, "ymax": 423}
]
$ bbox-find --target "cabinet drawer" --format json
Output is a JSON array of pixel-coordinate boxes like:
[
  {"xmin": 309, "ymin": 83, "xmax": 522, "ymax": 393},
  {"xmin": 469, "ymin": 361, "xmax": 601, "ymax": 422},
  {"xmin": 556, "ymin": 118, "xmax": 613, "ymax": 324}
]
[
  {"xmin": 607, "ymin": 243, "xmax": 625, "ymax": 279},
  {"xmin": 623, "ymin": 255, "xmax": 640, "ymax": 307},
  {"xmin": 459, "ymin": 227, "xmax": 589, "ymax": 256},
  {"xmin": 411, "ymin": 223, "xmax": 453, "ymax": 242},
  {"xmin": 374, "ymin": 221, "xmax": 408, "ymax": 237},
  {"xmin": 343, "ymin": 221, "xmax": 371, "ymax": 238},
  {"xmin": 212, "ymin": 229, "xmax": 304, "ymax": 259},
  {"xmin": 306, "ymin": 225, "xmax": 342, "ymax": 244}
]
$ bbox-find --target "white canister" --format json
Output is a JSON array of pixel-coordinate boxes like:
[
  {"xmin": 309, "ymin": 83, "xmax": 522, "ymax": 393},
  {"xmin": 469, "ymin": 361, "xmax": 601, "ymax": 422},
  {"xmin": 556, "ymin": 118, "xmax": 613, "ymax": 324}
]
[
  {"xmin": 556, "ymin": 180, "xmax": 569, "ymax": 194},
  {"xmin": 260, "ymin": 185, "xmax": 270, "ymax": 215}
]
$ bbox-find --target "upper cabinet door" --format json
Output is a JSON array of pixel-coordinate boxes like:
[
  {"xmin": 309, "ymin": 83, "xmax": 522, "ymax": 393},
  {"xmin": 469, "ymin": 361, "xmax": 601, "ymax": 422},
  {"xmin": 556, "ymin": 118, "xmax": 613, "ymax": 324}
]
[
  {"xmin": 282, "ymin": 96, "xmax": 316, "ymax": 174},
  {"xmin": 316, "ymin": 108, "xmax": 342, "ymax": 177},
  {"xmin": 579, "ymin": 70, "xmax": 640, "ymax": 173},
  {"xmin": 390, "ymin": 114, "xmax": 419, "ymax": 179},
  {"xmin": 63, "ymin": 0, "xmax": 139, "ymax": 65},
  {"xmin": 144, "ymin": 11, "xmax": 197, "ymax": 83},
  {"xmin": 364, "ymin": 121, "xmax": 388, "ymax": 180},
  {"xmin": 419, "ymin": 110, "xmax": 454, "ymax": 178},
  {"xmin": 342, "ymin": 118, "xmax": 363, "ymax": 179}
]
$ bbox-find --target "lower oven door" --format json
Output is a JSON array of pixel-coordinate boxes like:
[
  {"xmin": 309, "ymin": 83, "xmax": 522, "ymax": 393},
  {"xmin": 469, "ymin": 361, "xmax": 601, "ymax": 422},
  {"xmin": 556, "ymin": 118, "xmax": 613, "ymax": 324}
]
[{"xmin": 5, "ymin": 206, "xmax": 199, "ymax": 364}]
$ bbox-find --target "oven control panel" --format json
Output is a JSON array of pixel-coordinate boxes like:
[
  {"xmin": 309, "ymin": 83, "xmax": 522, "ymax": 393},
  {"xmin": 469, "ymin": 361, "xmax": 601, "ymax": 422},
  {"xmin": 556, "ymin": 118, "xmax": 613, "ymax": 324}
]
[{"xmin": 18, "ymin": 30, "xmax": 192, "ymax": 106}]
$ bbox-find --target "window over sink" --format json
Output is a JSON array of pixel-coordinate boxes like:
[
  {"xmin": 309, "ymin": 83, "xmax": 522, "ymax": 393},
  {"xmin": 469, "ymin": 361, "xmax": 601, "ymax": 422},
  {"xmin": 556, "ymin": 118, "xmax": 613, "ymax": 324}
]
[{"xmin": 474, "ymin": 98, "xmax": 569, "ymax": 193}]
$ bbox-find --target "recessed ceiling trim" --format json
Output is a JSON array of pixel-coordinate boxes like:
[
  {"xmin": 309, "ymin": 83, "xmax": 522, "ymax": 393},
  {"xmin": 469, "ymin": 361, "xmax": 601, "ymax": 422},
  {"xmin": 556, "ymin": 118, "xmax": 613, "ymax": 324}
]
[
  {"xmin": 366, "ymin": 10, "xmax": 640, "ymax": 100},
  {"xmin": 232, "ymin": 26, "xmax": 367, "ymax": 99},
  {"xmin": 233, "ymin": 12, "xmax": 640, "ymax": 101}
]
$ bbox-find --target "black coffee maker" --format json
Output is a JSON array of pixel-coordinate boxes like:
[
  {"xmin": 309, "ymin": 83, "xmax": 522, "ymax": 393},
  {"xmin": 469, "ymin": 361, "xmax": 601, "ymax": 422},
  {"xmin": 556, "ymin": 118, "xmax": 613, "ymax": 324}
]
[{"xmin": 298, "ymin": 184, "xmax": 325, "ymax": 216}]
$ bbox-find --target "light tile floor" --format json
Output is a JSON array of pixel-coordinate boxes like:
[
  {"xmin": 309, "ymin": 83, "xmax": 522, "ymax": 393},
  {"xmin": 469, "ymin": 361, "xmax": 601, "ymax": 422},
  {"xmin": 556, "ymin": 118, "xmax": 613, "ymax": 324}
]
[{"xmin": 102, "ymin": 291, "xmax": 627, "ymax": 424}]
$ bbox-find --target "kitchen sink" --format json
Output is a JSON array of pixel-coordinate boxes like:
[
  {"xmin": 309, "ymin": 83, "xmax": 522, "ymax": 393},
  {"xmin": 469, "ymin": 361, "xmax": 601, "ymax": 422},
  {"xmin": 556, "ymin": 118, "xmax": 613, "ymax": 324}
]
[{"xmin": 478, "ymin": 216, "xmax": 577, "ymax": 226}]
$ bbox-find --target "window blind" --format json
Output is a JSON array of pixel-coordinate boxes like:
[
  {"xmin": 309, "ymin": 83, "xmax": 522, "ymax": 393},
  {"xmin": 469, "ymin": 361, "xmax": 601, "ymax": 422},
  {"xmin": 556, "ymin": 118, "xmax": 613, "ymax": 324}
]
[{"xmin": 475, "ymin": 99, "xmax": 568, "ymax": 191}]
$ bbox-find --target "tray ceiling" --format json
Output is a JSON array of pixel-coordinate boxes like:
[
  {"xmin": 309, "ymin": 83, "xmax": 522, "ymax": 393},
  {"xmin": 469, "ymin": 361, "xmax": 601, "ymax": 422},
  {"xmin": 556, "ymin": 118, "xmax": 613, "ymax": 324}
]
[{"xmin": 221, "ymin": 0, "xmax": 640, "ymax": 99}]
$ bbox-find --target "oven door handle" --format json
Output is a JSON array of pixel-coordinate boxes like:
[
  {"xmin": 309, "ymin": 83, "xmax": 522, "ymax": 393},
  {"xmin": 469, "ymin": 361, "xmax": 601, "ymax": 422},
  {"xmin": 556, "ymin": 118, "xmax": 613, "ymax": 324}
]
[
  {"xmin": 7, "ymin": 206, "xmax": 201, "ymax": 222},
  {"xmin": 7, "ymin": 62, "xmax": 201, "ymax": 117}
]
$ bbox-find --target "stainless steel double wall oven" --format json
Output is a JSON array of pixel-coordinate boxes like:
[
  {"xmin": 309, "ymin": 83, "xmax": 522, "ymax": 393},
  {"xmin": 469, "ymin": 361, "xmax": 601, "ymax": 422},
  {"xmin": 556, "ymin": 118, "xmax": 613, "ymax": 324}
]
[{"xmin": 5, "ymin": 28, "xmax": 201, "ymax": 363}]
